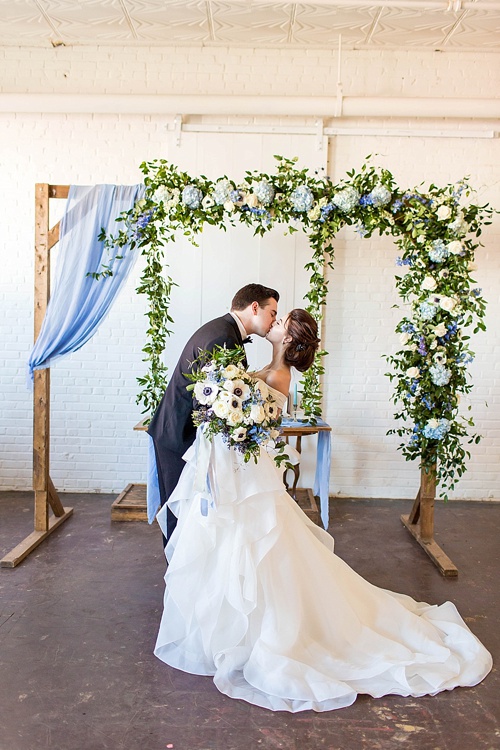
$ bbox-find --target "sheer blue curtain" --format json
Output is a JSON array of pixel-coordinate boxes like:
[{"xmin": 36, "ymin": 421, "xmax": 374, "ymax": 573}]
[{"xmin": 28, "ymin": 183, "xmax": 145, "ymax": 382}]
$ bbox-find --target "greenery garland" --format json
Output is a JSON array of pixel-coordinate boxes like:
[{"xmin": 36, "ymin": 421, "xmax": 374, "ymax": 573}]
[{"xmin": 99, "ymin": 155, "xmax": 494, "ymax": 496}]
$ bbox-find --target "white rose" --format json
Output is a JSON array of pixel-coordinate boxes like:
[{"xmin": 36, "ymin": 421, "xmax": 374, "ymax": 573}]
[
  {"xmin": 212, "ymin": 399, "xmax": 230, "ymax": 418},
  {"xmin": 227, "ymin": 409, "xmax": 244, "ymax": 426},
  {"xmin": 422, "ymin": 276, "xmax": 437, "ymax": 291},
  {"xmin": 468, "ymin": 261, "xmax": 478, "ymax": 271},
  {"xmin": 439, "ymin": 296, "xmax": 456, "ymax": 312},
  {"xmin": 307, "ymin": 205, "xmax": 320, "ymax": 221},
  {"xmin": 270, "ymin": 428, "xmax": 280, "ymax": 440},
  {"xmin": 406, "ymin": 367, "xmax": 420, "ymax": 379},
  {"xmin": 433, "ymin": 323, "xmax": 447, "ymax": 337},
  {"xmin": 428, "ymin": 418, "xmax": 439, "ymax": 429},
  {"xmin": 430, "ymin": 340, "xmax": 438, "ymax": 350},
  {"xmin": 399, "ymin": 332, "xmax": 410, "ymax": 345},
  {"xmin": 224, "ymin": 200, "xmax": 235, "ymax": 213},
  {"xmin": 245, "ymin": 193, "xmax": 258, "ymax": 208},
  {"xmin": 447, "ymin": 240, "xmax": 463, "ymax": 255},
  {"xmin": 249, "ymin": 404, "xmax": 266, "ymax": 424},
  {"xmin": 437, "ymin": 205, "xmax": 452, "ymax": 220},
  {"xmin": 222, "ymin": 365, "xmax": 240, "ymax": 379}
]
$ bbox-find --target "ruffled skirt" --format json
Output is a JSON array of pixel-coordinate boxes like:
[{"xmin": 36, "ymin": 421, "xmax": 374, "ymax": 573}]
[{"xmin": 154, "ymin": 432, "xmax": 492, "ymax": 712}]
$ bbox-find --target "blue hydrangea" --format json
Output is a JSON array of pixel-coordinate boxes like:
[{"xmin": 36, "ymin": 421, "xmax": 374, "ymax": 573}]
[
  {"xmin": 391, "ymin": 199, "xmax": 403, "ymax": 214},
  {"xmin": 471, "ymin": 287, "xmax": 482, "ymax": 298},
  {"xmin": 182, "ymin": 185, "xmax": 203, "ymax": 209},
  {"xmin": 419, "ymin": 302, "xmax": 437, "ymax": 321},
  {"xmin": 430, "ymin": 364, "xmax": 452, "ymax": 386},
  {"xmin": 290, "ymin": 184, "xmax": 314, "ymax": 212},
  {"xmin": 254, "ymin": 180, "xmax": 275, "ymax": 206},
  {"xmin": 369, "ymin": 184, "xmax": 392, "ymax": 207},
  {"xmin": 359, "ymin": 194, "xmax": 373, "ymax": 207},
  {"xmin": 355, "ymin": 223, "xmax": 368, "ymax": 237},
  {"xmin": 332, "ymin": 186, "xmax": 360, "ymax": 213},
  {"xmin": 423, "ymin": 418, "xmax": 451, "ymax": 440},
  {"xmin": 212, "ymin": 179, "xmax": 232, "ymax": 206},
  {"xmin": 428, "ymin": 239, "xmax": 449, "ymax": 263}
]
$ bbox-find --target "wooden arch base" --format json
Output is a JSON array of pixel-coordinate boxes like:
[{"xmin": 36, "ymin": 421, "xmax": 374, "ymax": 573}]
[
  {"xmin": 401, "ymin": 465, "xmax": 458, "ymax": 577},
  {"xmin": 1, "ymin": 184, "xmax": 73, "ymax": 568}
]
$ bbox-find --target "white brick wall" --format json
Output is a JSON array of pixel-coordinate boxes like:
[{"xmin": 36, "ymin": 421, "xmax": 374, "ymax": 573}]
[{"xmin": 0, "ymin": 45, "xmax": 499, "ymax": 499}]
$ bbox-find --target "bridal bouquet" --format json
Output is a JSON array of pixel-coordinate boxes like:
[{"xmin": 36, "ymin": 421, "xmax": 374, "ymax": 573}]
[{"xmin": 186, "ymin": 345, "xmax": 288, "ymax": 465}]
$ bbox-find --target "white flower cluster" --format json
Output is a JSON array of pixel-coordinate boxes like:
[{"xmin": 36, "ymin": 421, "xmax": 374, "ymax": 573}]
[
  {"xmin": 332, "ymin": 186, "xmax": 360, "ymax": 213},
  {"xmin": 191, "ymin": 355, "xmax": 283, "ymax": 455},
  {"xmin": 369, "ymin": 184, "xmax": 392, "ymax": 207},
  {"xmin": 213, "ymin": 179, "xmax": 233, "ymax": 206}
]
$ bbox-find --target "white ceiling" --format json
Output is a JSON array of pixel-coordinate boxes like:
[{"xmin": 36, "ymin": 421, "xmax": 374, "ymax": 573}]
[{"xmin": 0, "ymin": 0, "xmax": 498, "ymax": 51}]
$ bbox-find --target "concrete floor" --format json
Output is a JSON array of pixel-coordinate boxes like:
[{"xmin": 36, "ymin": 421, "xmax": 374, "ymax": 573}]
[{"xmin": 0, "ymin": 491, "xmax": 498, "ymax": 750}]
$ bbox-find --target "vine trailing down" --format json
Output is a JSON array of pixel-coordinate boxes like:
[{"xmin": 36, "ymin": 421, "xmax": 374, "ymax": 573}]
[{"xmin": 97, "ymin": 155, "xmax": 494, "ymax": 497}]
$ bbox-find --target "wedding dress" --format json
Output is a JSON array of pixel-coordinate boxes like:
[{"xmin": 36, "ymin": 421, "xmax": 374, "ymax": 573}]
[{"xmin": 154, "ymin": 382, "xmax": 492, "ymax": 712}]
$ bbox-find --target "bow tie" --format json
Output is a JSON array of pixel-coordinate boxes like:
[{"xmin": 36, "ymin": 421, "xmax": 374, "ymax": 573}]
[{"xmin": 242, "ymin": 336, "xmax": 253, "ymax": 345}]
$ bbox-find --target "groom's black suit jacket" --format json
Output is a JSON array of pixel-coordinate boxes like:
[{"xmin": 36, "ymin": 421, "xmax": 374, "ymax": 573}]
[{"xmin": 148, "ymin": 313, "xmax": 246, "ymax": 524}]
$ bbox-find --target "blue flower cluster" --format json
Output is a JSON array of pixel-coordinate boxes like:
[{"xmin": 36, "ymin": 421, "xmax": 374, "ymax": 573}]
[
  {"xmin": 401, "ymin": 321, "xmax": 416, "ymax": 333},
  {"xmin": 254, "ymin": 180, "xmax": 275, "ymax": 206},
  {"xmin": 391, "ymin": 199, "xmax": 403, "ymax": 214},
  {"xmin": 422, "ymin": 418, "xmax": 451, "ymax": 440},
  {"xmin": 332, "ymin": 186, "xmax": 360, "ymax": 213},
  {"xmin": 421, "ymin": 395, "xmax": 434, "ymax": 410},
  {"xmin": 430, "ymin": 364, "xmax": 452, "ymax": 386},
  {"xmin": 136, "ymin": 209, "xmax": 155, "ymax": 229},
  {"xmin": 290, "ymin": 184, "xmax": 314, "ymax": 212},
  {"xmin": 471, "ymin": 287, "xmax": 482, "ymax": 298},
  {"xmin": 418, "ymin": 336, "xmax": 427, "ymax": 356},
  {"xmin": 428, "ymin": 239, "xmax": 449, "ymax": 263},
  {"xmin": 355, "ymin": 223, "xmax": 368, "ymax": 237},
  {"xmin": 396, "ymin": 256, "xmax": 414, "ymax": 267},
  {"xmin": 182, "ymin": 185, "xmax": 203, "ymax": 209},
  {"xmin": 213, "ymin": 179, "xmax": 232, "ymax": 205},
  {"xmin": 419, "ymin": 302, "xmax": 437, "ymax": 321}
]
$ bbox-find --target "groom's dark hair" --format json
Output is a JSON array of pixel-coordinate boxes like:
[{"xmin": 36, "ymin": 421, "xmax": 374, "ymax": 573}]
[{"xmin": 231, "ymin": 284, "xmax": 279, "ymax": 311}]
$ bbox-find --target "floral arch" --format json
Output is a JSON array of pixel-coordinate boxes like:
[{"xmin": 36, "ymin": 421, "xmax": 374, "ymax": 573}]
[{"xmin": 101, "ymin": 155, "xmax": 492, "ymax": 507}]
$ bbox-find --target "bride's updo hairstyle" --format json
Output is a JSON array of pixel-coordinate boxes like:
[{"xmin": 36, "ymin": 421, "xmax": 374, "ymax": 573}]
[{"xmin": 284, "ymin": 309, "xmax": 320, "ymax": 372}]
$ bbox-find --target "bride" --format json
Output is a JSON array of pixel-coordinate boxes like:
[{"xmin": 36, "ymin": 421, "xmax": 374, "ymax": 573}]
[{"xmin": 154, "ymin": 308, "xmax": 492, "ymax": 713}]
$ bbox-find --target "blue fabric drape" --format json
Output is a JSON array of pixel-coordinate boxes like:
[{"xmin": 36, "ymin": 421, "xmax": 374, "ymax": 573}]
[
  {"xmin": 281, "ymin": 417, "xmax": 332, "ymax": 529},
  {"xmin": 27, "ymin": 183, "xmax": 145, "ymax": 381}
]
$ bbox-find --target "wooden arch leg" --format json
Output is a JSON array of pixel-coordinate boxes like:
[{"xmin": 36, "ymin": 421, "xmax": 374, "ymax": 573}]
[
  {"xmin": 401, "ymin": 465, "xmax": 458, "ymax": 577},
  {"xmin": 1, "ymin": 183, "xmax": 73, "ymax": 569}
]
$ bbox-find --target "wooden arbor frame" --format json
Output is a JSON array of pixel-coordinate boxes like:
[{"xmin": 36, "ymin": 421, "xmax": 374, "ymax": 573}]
[
  {"xmin": 1, "ymin": 182, "xmax": 458, "ymax": 575},
  {"xmin": 1, "ymin": 185, "xmax": 73, "ymax": 568}
]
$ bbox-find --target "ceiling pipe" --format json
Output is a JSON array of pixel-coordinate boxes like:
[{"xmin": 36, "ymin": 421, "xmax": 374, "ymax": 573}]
[{"xmin": 1, "ymin": 93, "xmax": 499, "ymax": 119}]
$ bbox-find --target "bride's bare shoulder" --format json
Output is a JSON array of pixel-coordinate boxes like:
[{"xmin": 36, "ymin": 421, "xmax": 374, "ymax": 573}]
[{"xmin": 265, "ymin": 369, "xmax": 291, "ymax": 397}]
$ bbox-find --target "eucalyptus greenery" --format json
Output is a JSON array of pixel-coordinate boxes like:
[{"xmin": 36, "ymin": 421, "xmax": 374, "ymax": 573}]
[{"xmin": 99, "ymin": 155, "xmax": 493, "ymax": 496}]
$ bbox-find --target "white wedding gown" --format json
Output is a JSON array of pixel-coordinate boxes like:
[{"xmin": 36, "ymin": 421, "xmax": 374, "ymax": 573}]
[{"xmin": 154, "ymin": 384, "xmax": 492, "ymax": 712}]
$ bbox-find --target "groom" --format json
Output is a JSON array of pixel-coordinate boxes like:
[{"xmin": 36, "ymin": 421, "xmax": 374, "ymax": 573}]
[{"xmin": 148, "ymin": 283, "xmax": 279, "ymax": 541}]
